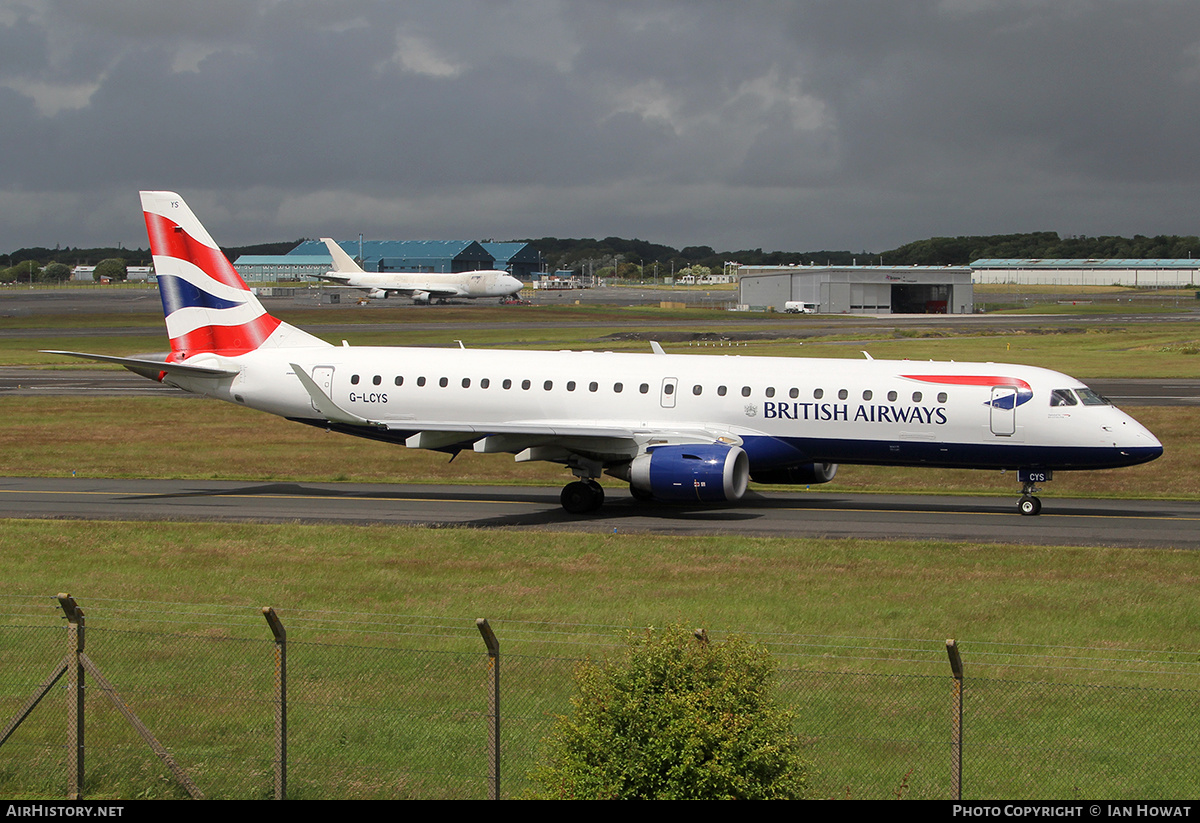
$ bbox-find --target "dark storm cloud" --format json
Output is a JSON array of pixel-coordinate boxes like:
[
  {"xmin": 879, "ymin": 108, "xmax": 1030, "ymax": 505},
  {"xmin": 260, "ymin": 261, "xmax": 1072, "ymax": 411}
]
[{"xmin": 2, "ymin": 0, "xmax": 1199, "ymax": 252}]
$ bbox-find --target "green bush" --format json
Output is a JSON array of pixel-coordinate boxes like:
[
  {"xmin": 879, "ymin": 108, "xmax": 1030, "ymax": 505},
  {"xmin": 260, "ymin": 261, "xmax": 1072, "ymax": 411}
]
[
  {"xmin": 93, "ymin": 258, "xmax": 127, "ymax": 282},
  {"xmin": 529, "ymin": 625, "xmax": 810, "ymax": 799},
  {"xmin": 40, "ymin": 262, "xmax": 72, "ymax": 282}
]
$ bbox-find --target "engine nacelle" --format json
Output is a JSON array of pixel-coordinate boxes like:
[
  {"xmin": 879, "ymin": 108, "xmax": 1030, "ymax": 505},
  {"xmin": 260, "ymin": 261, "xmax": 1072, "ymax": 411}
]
[
  {"xmin": 412, "ymin": 290, "xmax": 431, "ymax": 304},
  {"xmin": 368, "ymin": 289, "xmax": 388, "ymax": 299},
  {"xmin": 749, "ymin": 462, "xmax": 838, "ymax": 485},
  {"xmin": 629, "ymin": 443, "xmax": 749, "ymax": 503}
]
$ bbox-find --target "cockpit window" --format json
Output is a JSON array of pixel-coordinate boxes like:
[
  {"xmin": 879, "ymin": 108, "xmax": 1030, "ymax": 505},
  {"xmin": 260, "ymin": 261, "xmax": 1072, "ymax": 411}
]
[
  {"xmin": 1075, "ymin": 388, "xmax": 1110, "ymax": 406},
  {"xmin": 1050, "ymin": 389, "xmax": 1078, "ymax": 407}
]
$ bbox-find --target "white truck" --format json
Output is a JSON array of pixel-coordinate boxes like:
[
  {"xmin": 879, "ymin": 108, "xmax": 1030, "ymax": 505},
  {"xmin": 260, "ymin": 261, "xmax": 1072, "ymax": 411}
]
[{"xmin": 784, "ymin": 301, "xmax": 817, "ymax": 314}]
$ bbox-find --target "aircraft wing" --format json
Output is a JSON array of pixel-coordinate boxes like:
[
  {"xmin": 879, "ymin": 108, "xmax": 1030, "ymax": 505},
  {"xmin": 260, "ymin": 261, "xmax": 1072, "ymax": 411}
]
[
  {"xmin": 44, "ymin": 350, "xmax": 241, "ymax": 381},
  {"xmin": 307, "ymin": 272, "xmax": 357, "ymax": 285}
]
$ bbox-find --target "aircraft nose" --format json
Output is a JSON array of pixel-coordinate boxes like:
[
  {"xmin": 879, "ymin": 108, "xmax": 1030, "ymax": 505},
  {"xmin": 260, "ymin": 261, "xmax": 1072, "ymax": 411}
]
[
  {"xmin": 1110, "ymin": 415, "xmax": 1163, "ymax": 464},
  {"xmin": 502, "ymin": 275, "xmax": 522, "ymax": 294}
]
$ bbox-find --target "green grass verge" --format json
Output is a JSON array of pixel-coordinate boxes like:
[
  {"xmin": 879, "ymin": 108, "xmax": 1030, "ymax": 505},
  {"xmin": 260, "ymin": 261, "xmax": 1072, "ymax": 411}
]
[{"xmin": 3, "ymin": 521, "xmax": 1199, "ymax": 799}]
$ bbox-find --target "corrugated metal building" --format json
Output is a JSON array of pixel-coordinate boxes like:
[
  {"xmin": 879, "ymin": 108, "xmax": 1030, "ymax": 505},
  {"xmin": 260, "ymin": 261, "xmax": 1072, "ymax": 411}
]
[
  {"xmin": 738, "ymin": 265, "xmax": 974, "ymax": 314},
  {"xmin": 482, "ymin": 242, "xmax": 541, "ymax": 280},
  {"xmin": 971, "ymin": 258, "xmax": 1199, "ymax": 287},
  {"xmin": 235, "ymin": 239, "xmax": 542, "ymax": 282},
  {"xmin": 288, "ymin": 239, "xmax": 496, "ymax": 274}
]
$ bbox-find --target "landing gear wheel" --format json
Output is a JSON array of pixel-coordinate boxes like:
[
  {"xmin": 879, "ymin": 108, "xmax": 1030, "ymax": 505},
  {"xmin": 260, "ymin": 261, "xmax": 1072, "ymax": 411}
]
[
  {"xmin": 584, "ymin": 478, "xmax": 604, "ymax": 509},
  {"xmin": 629, "ymin": 485, "xmax": 655, "ymax": 502},
  {"xmin": 561, "ymin": 480, "xmax": 603, "ymax": 514},
  {"xmin": 1018, "ymin": 495, "xmax": 1041, "ymax": 516}
]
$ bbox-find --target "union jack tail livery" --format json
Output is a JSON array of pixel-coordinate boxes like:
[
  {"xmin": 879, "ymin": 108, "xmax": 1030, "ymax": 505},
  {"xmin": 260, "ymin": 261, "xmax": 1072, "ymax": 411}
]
[{"xmin": 141, "ymin": 191, "xmax": 324, "ymax": 360}]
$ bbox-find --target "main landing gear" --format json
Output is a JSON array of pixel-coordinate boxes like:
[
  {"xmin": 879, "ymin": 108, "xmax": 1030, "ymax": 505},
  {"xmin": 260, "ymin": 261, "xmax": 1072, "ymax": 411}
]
[
  {"xmin": 561, "ymin": 479, "xmax": 604, "ymax": 514},
  {"xmin": 1016, "ymin": 469, "xmax": 1051, "ymax": 516}
]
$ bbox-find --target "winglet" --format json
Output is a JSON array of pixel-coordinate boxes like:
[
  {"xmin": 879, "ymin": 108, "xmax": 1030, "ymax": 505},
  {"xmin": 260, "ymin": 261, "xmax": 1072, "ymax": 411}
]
[
  {"xmin": 290, "ymin": 363, "xmax": 372, "ymax": 425},
  {"xmin": 321, "ymin": 238, "xmax": 365, "ymax": 274},
  {"xmin": 650, "ymin": 341, "xmax": 665, "ymax": 355}
]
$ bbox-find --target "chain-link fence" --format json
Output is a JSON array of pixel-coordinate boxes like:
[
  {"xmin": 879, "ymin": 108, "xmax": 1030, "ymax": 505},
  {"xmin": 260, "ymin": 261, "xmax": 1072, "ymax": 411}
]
[{"xmin": 2, "ymin": 595, "xmax": 1197, "ymax": 799}]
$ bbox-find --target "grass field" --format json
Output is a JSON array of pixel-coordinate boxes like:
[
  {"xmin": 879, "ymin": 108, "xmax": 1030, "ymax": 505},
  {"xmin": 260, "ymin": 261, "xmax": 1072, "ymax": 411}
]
[{"xmin": 3, "ymin": 520, "xmax": 1198, "ymax": 799}]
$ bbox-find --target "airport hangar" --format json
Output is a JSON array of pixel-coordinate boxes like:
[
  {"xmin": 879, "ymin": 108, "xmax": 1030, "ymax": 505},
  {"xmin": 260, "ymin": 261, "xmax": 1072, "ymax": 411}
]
[
  {"xmin": 737, "ymin": 265, "xmax": 975, "ymax": 314},
  {"xmin": 970, "ymin": 258, "xmax": 1200, "ymax": 287},
  {"xmin": 234, "ymin": 240, "xmax": 542, "ymax": 283}
]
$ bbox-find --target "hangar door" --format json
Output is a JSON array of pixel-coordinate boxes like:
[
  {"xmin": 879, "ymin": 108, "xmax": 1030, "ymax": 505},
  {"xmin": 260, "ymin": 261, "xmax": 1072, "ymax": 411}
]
[{"xmin": 892, "ymin": 283, "xmax": 951, "ymax": 314}]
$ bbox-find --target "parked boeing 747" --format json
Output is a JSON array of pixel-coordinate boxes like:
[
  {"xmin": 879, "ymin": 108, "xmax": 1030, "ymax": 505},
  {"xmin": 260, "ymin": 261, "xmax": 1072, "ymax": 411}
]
[
  {"xmin": 310, "ymin": 237, "xmax": 523, "ymax": 303},
  {"xmin": 47, "ymin": 192, "xmax": 1162, "ymax": 515}
]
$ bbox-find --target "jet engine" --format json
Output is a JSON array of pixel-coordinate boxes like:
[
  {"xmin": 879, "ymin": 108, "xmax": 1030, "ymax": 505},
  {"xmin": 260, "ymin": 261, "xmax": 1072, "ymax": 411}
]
[
  {"xmin": 627, "ymin": 443, "xmax": 749, "ymax": 503},
  {"xmin": 412, "ymin": 290, "xmax": 431, "ymax": 304},
  {"xmin": 368, "ymin": 289, "xmax": 388, "ymax": 299},
  {"xmin": 749, "ymin": 462, "xmax": 838, "ymax": 485}
]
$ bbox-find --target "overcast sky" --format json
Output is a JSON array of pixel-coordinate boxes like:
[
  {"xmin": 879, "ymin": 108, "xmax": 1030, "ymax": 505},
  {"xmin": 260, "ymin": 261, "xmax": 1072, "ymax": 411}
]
[{"xmin": 3, "ymin": 0, "xmax": 1199, "ymax": 255}]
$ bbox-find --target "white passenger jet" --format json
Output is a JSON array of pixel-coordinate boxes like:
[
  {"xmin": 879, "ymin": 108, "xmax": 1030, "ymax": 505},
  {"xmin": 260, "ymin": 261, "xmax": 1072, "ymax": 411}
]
[
  {"xmin": 310, "ymin": 237, "xmax": 523, "ymax": 304},
  {"xmin": 47, "ymin": 192, "xmax": 1162, "ymax": 515}
]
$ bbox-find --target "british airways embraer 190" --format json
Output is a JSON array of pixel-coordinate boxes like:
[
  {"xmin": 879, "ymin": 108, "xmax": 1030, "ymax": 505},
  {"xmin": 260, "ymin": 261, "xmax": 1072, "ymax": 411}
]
[{"xmin": 48, "ymin": 192, "xmax": 1163, "ymax": 516}]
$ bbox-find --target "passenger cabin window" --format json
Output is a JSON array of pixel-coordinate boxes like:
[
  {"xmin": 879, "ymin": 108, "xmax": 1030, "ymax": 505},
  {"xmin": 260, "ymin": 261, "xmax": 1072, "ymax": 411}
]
[
  {"xmin": 789, "ymin": 388, "xmax": 799, "ymax": 399},
  {"xmin": 664, "ymin": 383, "xmax": 675, "ymax": 395},
  {"xmin": 693, "ymin": 385, "xmax": 702, "ymax": 396},
  {"xmin": 567, "ymin": 381, "xmax": 576, "ymax": 391},
  {"xmin": 912, "ymin": 391, "xmax": 922, "ymax": 402},
  {"xmin": 502, "ymin": 379, "xmax": 512, "ymax": 389},
  {"xmin": 521, "ymin": 379, "xmax": 531, "ymax": 390},
  {"xmin": 717, "ymin": 386, "xmax": 727, "ymax": 397},
  {"xmin": 862, "ymin": 390, "xmax": 872, "ymax": 401},
  {"xmin": 372, "ymin": 375, "xmax": 381, "ymax": 386},
  {"xmin": 350, "ymin": 375, "xmax": 360, "ymax": 385},
  {"xmin": 394, "ymin": 376, "xmax": 404, "ymax": 386},
  {"xmin": 837, "ymin": 389, "xmax": 848, "ymax": 400},
  {"xmin": 937, "ymin": 392, "xmax": 948, "ymax": 403},
  {"xmin": 741, "ymin": 386, "xmax": 751, "ymax": 397},
  {"xmin": 589, "ymin": 382, "xmax": 598, "ymax": 392},
  {"xmin": 765, "ymin": 387, "xmax": 775, "ymax": 398},
  {"xmin": 462, "ymin": 378, "xmax": 471, "ymax": 388},
  {"xmin": 639, "ymin": 383, "xmax": 649, "ymax": 394},
  {"xmin": 416, "ymin": 376, "xmax": 426, "ymax": 387},
  {"xmin": 613, "ymin": 382, "xmax": 623, "ymax": 393},
  {"xmin": 544, "ymin": 380, "xmax": 553, "ymax": 391},
  {"xmin": 439, "ymin": 377, "xmax": 448, "ymax": 387},
  {"xmin": 813, "ymin": 388, "xmax": 824, "ymax": 399},
  {"xmin": 887, "ymin": 390, "xmax": 897, "ymax": 402},
  {"xmin": 480, "ymin": 378, "xmax": 489, "ymax": 389}
]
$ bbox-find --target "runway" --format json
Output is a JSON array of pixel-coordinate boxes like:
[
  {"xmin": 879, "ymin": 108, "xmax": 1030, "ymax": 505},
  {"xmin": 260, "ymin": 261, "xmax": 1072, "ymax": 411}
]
[{"xmin": 2, "ymin": 476, "xmax": 1197, "ymax": 548}]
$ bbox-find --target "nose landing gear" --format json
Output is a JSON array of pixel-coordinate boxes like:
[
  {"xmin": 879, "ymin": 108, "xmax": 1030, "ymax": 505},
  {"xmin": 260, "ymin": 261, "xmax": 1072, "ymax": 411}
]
[{"xmin": 1016, "ymin": 469, "xmax": 1050, "ymax": 516}]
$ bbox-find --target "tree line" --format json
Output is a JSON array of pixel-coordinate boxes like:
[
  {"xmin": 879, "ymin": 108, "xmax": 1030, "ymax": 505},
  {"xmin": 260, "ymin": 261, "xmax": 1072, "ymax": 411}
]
[
  {"xmin": 6, "ymin": 231, "xmax": 1200, "ymax": 283},
  {"xmin": 521, "ymin": 231, "xmax": 1200, "ymax": 276}
]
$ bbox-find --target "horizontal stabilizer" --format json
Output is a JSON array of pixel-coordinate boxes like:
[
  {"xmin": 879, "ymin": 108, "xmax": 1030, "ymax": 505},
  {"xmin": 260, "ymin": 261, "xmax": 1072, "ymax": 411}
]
[{"xmin": 42, "ymin": 350, "xmax": 241, "ymax": 380}]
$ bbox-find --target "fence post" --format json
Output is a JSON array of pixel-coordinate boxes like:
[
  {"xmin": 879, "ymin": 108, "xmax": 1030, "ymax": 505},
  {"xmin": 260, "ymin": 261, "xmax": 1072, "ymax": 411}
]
[
  {"xmin": 263, "ymin": 607, "xmax": 287, "ymax": 800},
  {"xmin": 476, "ymin": 618, "xmax": 500, "ymax": 800},
  {"xmin": 57, "ymin": 594, "xmax": 85, "ymax": 800},
  {"xmin": 946, "ymin": 638, "xmax": 964, "ymax": 801}
]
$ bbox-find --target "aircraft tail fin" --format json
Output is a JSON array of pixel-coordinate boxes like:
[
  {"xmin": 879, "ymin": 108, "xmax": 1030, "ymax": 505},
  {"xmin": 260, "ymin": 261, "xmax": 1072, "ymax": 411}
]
[
  {"xmin": 141, "ymin": 191, "xmax": 329, "ymax": 360},
  {"xmin": 321, "ymin": 238, "xmax": 365, "ymax": 274}
]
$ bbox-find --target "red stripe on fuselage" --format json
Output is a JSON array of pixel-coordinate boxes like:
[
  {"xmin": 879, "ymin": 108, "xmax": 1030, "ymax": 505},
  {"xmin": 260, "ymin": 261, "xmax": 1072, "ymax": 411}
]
[
  {"xmin": 143, "ymin": 211, "xmax": 249, "ymax": 291},
  {"xmin": 902, "ymin": 374, "xmax": 1032, "ymax": 391}
]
